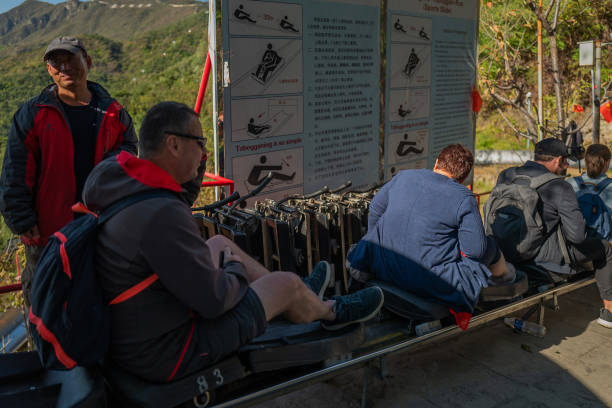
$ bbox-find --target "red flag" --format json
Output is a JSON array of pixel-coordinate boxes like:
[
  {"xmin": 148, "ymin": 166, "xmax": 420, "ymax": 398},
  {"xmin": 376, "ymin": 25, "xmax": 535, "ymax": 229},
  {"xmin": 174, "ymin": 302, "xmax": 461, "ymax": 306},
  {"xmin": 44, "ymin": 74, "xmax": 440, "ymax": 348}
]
[
  {"xmin": 601, "ymin": 101, "xmax": 612, "ymax": 123},
  {"xmin": 472, "ymin": 87, "xmax": 483, "ymax": 113},
  {"xmin": 572, "ymin": 104, "xmax": 584, "ymax": 113},
  {"xmin": 450, "ymin": 308, "xmax": 472, "ymax": 330}
]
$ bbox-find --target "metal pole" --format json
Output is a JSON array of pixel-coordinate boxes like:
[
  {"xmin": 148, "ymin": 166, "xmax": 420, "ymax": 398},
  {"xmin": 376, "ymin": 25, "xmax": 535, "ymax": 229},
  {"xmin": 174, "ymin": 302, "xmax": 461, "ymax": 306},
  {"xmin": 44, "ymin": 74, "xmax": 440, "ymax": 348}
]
[
  {"xmin": 537, "ymin": 0, "xmax": 543, "ymax": 141},
  {"xmin": 593, "ymin": 40, "xmax": 601, "ymax": 144},
  {"xmin": 526, "ymin": 93, "xmax": 532, "ymax": 149},
  {"xmin": 209, "ymin": 0, "xmax": 220, "ymax": 200}
]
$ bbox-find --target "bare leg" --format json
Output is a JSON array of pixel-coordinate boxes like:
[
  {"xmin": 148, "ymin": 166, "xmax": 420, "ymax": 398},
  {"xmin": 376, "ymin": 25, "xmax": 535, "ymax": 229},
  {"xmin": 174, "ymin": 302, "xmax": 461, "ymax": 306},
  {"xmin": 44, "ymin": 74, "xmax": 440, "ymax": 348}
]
[
  {"xmin": 250, "ymin": 272, "xmax": 335, "ymax": 323},
  {"xmin": 206, "ymin": 235, "xmax": 269, "ymax": 282}
]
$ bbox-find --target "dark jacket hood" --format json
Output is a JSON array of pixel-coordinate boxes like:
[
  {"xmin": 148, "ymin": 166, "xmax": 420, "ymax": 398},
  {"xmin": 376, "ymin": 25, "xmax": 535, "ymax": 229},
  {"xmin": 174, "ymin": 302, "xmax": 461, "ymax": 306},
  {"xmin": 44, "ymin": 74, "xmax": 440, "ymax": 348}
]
[{"xmin": 83, "ymin": 151, "xmax": 184, "ymax": 211}]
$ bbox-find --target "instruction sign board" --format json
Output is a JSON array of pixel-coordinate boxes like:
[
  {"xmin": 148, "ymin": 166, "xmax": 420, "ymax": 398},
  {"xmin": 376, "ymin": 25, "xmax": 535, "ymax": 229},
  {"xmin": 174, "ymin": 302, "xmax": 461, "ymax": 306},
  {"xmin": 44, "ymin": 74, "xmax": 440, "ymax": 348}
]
[
  {"xmin": 222, "ymin": 0, "xmax": 380, "ymax": 203},
  {"xmin": 383, "ymin": 0, "xmax": 478, "ymax": 180}
]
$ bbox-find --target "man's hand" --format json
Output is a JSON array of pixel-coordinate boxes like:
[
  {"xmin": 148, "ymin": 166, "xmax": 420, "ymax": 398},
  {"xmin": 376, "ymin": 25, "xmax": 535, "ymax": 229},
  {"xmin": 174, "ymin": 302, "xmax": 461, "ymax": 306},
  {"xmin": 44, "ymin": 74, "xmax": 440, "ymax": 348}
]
[
  {"xmin": 222, "ymin": 246, "xmax": 242, "ymax": 266},
  {"xmin": 21, "ymin": 225, "xmax": 40, "ymax": 240},
  {"xmin": 488, "ymin": 252, "xmax": 517, "ymax": 285}
]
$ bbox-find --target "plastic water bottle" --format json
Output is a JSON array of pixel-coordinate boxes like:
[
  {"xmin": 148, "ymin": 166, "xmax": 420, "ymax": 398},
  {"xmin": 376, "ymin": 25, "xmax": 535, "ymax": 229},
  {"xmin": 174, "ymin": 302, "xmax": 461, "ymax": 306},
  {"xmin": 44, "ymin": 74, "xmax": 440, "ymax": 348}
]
[
  {"xmin": 415, "ymin": 320, "xmax": 442, "ymax": 336},
  {"xmin": 504, "ymin": 317, "xmax": 547, "ymax": 337}
]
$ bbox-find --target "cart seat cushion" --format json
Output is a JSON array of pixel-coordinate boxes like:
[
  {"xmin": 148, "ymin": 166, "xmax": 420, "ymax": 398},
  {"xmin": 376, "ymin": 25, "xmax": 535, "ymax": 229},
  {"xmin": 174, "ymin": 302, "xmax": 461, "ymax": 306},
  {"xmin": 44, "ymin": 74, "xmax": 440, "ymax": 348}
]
[
  {"xmin": 366, "ymin": 280, "xmax": 450, "ymax": 321},
  {"xmin": 102, "ymin": 355, "xmax": 245, "ymax": 408},
  {"xmin": 240, "ymin": 319, "xmax": 365, "ymax": 372}
]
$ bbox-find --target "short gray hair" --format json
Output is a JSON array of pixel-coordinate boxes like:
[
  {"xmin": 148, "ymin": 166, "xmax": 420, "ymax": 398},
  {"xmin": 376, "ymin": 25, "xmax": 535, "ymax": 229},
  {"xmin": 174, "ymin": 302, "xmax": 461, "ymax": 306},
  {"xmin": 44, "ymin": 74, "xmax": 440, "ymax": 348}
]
[{"xmin": 139, "ymin": 101, "xmax": 199, "ymax": 157}]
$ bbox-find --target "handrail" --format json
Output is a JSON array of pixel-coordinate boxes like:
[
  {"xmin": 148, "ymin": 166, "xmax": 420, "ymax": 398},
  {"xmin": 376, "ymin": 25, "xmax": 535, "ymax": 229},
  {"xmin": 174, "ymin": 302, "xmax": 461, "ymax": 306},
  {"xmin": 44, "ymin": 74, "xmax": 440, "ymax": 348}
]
[
  {"xmin": 0, "ymin": 283, "xmax": 21, "ymax": 295},
  {"xmin": 202, "ymin": 172, "xmax": 235, "ymax": 196}
]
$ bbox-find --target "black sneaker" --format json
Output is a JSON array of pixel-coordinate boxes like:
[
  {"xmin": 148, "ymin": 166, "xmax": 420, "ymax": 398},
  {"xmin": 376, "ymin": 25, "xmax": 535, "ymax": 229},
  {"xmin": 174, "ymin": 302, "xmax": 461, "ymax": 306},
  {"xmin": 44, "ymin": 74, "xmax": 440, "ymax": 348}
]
[
  {"xmin": 322, "ymin": 286, "xmax": 384, "ymax": 331},
  {"xmin": 597, "ymin": 307, "xmax": 612, "ymax": 329},
  {"xmin": 302, "ymin": 261, "xmax": 332, "ymax": 299}
]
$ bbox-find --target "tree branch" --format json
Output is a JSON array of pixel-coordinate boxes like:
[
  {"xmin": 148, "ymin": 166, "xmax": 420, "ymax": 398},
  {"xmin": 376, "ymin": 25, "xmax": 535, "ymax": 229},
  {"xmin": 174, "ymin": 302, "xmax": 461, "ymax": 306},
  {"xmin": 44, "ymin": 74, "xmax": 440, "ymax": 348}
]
[
  {"xmin": 551, "ymin": 0, "xmax": 561, "ymax": 30},
  {"xmin": 495, "ymin": 105, "xmax": 537, "ymax": 142}
]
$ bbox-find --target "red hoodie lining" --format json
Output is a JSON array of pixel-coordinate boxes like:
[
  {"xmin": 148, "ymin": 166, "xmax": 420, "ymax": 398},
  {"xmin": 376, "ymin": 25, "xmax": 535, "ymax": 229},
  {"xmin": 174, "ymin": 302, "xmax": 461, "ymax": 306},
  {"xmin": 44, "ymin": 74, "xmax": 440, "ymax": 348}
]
[{"xmin": 116, "ymin": 151, "xmax": 182, "ymax": 192}]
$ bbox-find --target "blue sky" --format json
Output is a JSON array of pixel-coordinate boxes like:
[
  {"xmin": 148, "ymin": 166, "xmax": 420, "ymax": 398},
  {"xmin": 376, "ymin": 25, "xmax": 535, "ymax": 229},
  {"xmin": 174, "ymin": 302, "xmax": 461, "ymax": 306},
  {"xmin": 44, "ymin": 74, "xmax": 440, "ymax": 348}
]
[{"xmin": 0, "ymin": 1, "xmax": 207, "ymax": 14}]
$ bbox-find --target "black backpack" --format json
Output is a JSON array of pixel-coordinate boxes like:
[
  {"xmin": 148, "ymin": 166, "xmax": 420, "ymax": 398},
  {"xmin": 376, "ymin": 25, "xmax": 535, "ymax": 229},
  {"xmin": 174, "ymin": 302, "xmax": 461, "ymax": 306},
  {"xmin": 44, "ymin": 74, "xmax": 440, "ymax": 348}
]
[
  {"xmin": 483, "ymin": 171, "xmax": 561, "ymax": 263},
  {"xmin": 28, "ymin": 191, "xmax": 174, "ymax": 370}
]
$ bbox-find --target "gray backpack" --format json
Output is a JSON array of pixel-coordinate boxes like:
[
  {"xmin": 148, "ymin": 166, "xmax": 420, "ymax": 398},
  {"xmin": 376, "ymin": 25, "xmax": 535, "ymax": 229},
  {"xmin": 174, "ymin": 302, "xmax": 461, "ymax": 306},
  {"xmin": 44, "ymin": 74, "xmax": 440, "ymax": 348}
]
[{"xmin": 484, "ymin": 171, "xmax": 562, "ymax": 263}]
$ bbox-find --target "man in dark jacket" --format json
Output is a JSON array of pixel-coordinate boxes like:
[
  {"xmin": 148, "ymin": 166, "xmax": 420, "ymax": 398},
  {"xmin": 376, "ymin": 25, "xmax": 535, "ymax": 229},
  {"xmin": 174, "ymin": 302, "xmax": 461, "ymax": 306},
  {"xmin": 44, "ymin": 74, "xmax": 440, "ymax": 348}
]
[
  {"xmin": 83, "ymin": 101, "xmax": 384, "ymax": 382},
  {"xmin": 347, "ymin": 144, "xmax": 511, "ymax": 317},
  {"xmin": 0, "ymin": 37, "xmax": 137, "ymax": 307},
  {"xmin": 495, "ymin": 138, "xmax": 612, "ymax": 328}
]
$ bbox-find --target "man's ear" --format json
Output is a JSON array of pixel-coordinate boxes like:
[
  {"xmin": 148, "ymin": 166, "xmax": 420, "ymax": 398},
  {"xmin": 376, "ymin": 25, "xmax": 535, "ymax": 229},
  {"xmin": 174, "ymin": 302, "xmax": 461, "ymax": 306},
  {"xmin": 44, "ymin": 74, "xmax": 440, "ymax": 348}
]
[
  {"xmin": 164, "ymin": 134, "xmax": 181, "ymax": 157},
  {"xmin": 433, "ymin": 158, "xmax": 439, "ymax": 170}
]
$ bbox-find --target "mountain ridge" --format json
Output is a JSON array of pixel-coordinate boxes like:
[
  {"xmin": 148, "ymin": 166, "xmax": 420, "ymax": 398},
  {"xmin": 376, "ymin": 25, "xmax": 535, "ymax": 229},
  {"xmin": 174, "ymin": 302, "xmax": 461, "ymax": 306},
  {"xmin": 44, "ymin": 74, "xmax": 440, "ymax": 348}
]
[{"xmin": 0, "ymin": 0, "xmax": 206, "ymax": 54}]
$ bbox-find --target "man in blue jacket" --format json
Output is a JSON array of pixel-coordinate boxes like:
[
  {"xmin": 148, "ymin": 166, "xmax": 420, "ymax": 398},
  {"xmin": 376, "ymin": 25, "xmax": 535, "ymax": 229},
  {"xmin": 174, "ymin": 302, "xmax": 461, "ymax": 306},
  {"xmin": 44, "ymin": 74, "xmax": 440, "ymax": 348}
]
[{"xmin": 347, "ymin": 144, "xmax": 510, "ymax": 314}]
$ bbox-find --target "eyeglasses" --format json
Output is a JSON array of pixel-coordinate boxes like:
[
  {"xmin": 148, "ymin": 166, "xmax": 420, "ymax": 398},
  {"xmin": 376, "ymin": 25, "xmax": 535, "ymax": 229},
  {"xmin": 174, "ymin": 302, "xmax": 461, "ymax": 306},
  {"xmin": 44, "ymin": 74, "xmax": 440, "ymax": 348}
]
[{"xmin": 164, "ymin": 131, "xmax": 207, "ymax": 150}]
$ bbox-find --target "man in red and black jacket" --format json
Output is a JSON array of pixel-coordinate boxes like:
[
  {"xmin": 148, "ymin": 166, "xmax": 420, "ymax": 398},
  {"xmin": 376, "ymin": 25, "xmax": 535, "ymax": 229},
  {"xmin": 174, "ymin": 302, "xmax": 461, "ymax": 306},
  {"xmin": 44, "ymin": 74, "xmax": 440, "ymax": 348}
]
[{"xmin": 0, "ymin": 37, "xmax": 137, "ymax": 307}]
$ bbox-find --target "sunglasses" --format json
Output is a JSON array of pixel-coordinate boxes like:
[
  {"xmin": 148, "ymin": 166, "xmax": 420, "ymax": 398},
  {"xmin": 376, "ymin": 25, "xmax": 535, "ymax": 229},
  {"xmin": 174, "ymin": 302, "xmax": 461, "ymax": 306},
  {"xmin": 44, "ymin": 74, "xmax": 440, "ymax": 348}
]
[{"xmin": 164, "ymin": 131, "xmax": 207, "ymax": 150}]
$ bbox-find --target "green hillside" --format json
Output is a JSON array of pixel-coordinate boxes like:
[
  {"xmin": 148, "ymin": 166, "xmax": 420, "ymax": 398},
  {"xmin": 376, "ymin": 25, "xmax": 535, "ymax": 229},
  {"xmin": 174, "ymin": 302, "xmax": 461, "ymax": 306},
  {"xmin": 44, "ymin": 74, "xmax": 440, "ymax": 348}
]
[
  {"xmin": 0, "ymin": 4, "xmax": 215, "ymax": 308},
  {"xmin": 0, "ymin": 0, "xmax": 205, "ymax": 52},
  {"xmin": 0, "ymin": 8, "xmax": 214, "ymax": 144},
  {"xmin": 0, "ymin": 6, "xmax": 214, "ymax": 253}
]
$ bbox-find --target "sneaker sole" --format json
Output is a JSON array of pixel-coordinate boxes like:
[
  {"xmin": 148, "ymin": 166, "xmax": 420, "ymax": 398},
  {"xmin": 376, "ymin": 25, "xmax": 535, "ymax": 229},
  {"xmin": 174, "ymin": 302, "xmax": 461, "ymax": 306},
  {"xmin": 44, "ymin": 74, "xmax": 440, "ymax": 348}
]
[
  {"xmin": 321, "ymin": 287, "xmax": 384, "ymax": 331},
  {"xmin": 315, "ymin": 261, "xmax": 332, "ymax": 299},
  {"xmin": 597, "ymin": 317, "xmax": 612, "ymax": 329}
]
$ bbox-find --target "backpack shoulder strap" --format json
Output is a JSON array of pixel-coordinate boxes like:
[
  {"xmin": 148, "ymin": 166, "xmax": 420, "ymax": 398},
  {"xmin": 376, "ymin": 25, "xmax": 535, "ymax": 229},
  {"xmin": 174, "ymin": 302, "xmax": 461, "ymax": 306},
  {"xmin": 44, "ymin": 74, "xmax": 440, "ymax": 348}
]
[
  {"xmin": 596, "ymin": 177, "xmax": 612, "ymax": 194},
  {"xmin": 98, "ymin": 190, "xmax": 177, "ymax": 225},
  {"xmin": 529, "ymin": 172, "xmax": 562, "ymax": 189},
  {"xmin": 572, "ymin": 175, "xmax": 585, "ymax": 189}
]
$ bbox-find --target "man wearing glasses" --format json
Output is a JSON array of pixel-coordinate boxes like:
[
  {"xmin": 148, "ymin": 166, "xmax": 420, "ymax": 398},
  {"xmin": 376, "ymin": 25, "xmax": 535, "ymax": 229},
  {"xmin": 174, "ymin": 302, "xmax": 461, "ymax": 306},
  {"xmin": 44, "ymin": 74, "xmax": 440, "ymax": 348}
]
[
  {"xmin": 0, "ymin": 37, "xmax": 137, "ymax": 307},
  {"xmin": 491, "ymin": 138, "xmax": 612, "ymax": 327},
  {"xmin": 81, "ymin": 101, "xmax": 383, "ymax": 382}
]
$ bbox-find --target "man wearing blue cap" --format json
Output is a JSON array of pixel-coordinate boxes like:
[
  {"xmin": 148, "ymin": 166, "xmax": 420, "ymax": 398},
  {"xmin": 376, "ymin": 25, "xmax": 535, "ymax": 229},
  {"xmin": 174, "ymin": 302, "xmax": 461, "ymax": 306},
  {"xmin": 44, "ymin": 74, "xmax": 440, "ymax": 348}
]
[{"xmin": 0, "ymin": 36, "xmax": 137, "ymax": 307}]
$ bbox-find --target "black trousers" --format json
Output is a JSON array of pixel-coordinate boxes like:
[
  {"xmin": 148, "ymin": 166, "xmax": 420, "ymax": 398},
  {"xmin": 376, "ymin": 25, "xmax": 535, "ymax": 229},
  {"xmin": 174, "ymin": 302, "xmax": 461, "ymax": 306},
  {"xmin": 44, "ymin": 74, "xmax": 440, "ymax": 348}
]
[{"xmin": 570, "ymin": 238, "xmax": 612, "ymax": 301}]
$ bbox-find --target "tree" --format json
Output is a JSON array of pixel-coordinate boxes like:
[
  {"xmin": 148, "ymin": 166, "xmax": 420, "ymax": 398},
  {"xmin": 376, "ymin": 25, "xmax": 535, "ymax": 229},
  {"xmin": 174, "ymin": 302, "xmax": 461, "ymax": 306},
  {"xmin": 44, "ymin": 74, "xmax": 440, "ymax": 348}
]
[{"xmin": 479, "ymin": 0, "xmax": 612, "ymax": 143}]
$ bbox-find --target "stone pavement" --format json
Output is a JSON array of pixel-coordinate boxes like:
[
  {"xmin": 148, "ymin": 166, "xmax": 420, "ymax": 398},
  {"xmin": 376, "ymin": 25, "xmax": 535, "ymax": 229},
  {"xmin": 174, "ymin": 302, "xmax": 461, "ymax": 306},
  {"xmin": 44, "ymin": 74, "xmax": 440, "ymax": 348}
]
[{"xmin": 254, "ymin": 284, "xmax": 612, "ymax": 408}]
